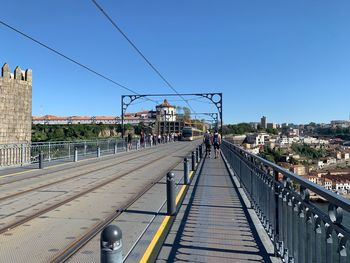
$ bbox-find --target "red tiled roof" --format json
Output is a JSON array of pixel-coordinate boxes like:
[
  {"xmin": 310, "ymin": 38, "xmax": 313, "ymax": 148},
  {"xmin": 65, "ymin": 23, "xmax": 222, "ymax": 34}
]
[{"xmin": 156, "ymin": 99, "xmax": 174, "ymax": 108}]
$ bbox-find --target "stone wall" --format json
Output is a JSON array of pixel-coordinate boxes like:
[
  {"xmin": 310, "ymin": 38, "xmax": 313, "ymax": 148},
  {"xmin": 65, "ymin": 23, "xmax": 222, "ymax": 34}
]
[{"xmin": 0, "ymin": 63, "xmax": 32, "ymax": 144}]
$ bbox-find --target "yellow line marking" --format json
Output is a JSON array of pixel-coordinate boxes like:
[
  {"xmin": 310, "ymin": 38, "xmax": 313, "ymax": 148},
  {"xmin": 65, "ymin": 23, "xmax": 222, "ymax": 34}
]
[
  {"xmin": 0, "ymin": 161, "xmax": 71, "ymax": 179},
  {"xmin": 175, "ymin": 185, "xmax": 186, "ymax": 205},
  {"xmin": 0, "ymin": 169, "xmax": 36, "ymax": 179},
  {"xmin": 140, "ymin": 170, "xmax": 196, "ymax": 262},
  {"xmin": 0, "ymin": 152, "xmax": 109, "ymax": 179},
  {"xmin": 139, "ymin": 215, "xmax": 171, "ymax": 263}
]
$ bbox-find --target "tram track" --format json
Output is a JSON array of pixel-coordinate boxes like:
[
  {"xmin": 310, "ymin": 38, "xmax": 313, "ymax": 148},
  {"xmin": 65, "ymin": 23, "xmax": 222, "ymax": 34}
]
[
  {"xmin": 51, "ymin": 150, "xmax": 189, "ymax": 263},
  {"xmin": 0, "ymin": 145, "xmax": 155, "ymax": 187},
  {"xmin": 0, "ymin": 142, "xmax": 195, "ymax": 237},
  {"xmin": 0, "ymin": 149, "xmax": 157, "ymax": 203}
]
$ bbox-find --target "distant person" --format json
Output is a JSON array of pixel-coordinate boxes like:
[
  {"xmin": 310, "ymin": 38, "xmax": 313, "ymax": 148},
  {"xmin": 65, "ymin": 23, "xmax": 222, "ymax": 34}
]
[
  {"xmin": 150, "ymin": 134, "xmax": 153, "ymax": 147},
  {"xmin": 158, "ymin": 134, "xmax": 161, "ymax": 144},
  {"xmin": 153, "ymin": 134, "xmax": 157, "ymax": 146},
  {"xmin": 203, "ymin": 130, "xmax": 212, "ymax": 157},
  {"xmin": 211, "ymin": 130, "xmax": 222, "ymax": 159},
  {"xmin": 127, "ymin": 133, "xmax": 132, "ymax": 150},
  {"xmin": 140, "ymin": 132, "xmax": 145, "ymax": 148}
]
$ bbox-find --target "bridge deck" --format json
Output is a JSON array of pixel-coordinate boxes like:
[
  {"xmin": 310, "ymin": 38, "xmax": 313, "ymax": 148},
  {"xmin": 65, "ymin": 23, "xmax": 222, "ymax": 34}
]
[{"xmin": 156, "ymin": 155, "xmax": 277, "ymax": 262}]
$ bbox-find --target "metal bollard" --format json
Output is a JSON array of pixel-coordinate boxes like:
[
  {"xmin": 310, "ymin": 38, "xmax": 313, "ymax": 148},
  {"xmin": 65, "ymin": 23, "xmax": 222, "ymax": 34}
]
[
  {"xmin": 74, "ymin": 147, "xmax": 78, "ymax": 162},
  {"xmin": 167, "ymin": 172, "xmax": 176, "ymax": 216},
  {"xmin": 100, "ymin": 225, "xmax": 123, "ymax": 263},
  {"xmin": 39, "ymin": 151, "xmax": 44, "ymax": 169},
  {"xmin": 196, "ymin": 148, "xmax": 199, "ymax": 163},
  {"xmin": 184, "ymin": 157, "xmax": 189, "ymax": 185},
  {"xmin": 97, "ymin": 146, "xmax": 101, "ymax": 158},
  {"xmin": 199, "ymin": 145, "xmax": 203, "ymax": 159},
  {"xmin": 191, "ymin": 151, "xmax": 195, "ymax": 171},
  {"xmin": 114, "ymin": 143, "xmax": 117, "ymax": 154}
]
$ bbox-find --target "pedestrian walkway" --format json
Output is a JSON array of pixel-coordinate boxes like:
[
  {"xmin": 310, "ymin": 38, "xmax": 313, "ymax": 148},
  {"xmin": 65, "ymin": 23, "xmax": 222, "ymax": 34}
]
[{"xmin": 156, "ymin": 155, "xmax": 276, "ymax": 262}]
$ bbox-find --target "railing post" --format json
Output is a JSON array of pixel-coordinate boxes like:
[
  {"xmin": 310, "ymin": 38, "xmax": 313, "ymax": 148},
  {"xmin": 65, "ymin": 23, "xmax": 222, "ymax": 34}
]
[
  {"xmin": 167, "ymin": 172, "xmax": 176, "ymax": 216},
  {"xmin": 196, "ymin": 148, "xmax": 199, "ymax": 163},
  {"xmin": 74, "ymin": 147, "xmax": 78, "ymax": 162},
  {"xmin": 114, "ymin": 142, "xmax": 118, "ymax": 154},
  {"xmin": 100, "ymin": 225, "xmax": 123, "ymax": 263},
  {"xmin": 184, "ymin": 157, "xmax": 189, "ymax": 185},
  {"xmin": 199, "ymin": 145, "xmax": 203, "ymax": 159},
  {"xmin": 69, "ymin": 143, "xmax": 72, "ymax": 159},
  {"xmin": 97, "ymin": 146, "xmax": 101, "ymax": 158},
  {"xmin": 191, "ymin": 151, "xmax": 195, "ymax": 171},
  {"xmin": 274, "ymin": 170, "xmax": 280, "ymax": 256},
  {"xmin": 21, "ymin": 143, "xmax": 25, "ymax": 166},
  {"xmin": 39, "ymin": 151, "xmax": 44, "ymax": 169}
]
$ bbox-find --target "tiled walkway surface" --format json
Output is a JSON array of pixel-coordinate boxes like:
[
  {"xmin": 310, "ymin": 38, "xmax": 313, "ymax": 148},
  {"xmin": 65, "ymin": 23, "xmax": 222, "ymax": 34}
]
[{"xmin": 157, "ymin": 155, "xmax": 273, "ymax": 262}]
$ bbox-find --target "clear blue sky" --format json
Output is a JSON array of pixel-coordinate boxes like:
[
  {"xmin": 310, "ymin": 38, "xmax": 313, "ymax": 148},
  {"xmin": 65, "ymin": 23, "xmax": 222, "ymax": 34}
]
[{"xmin": 1, "ymin": 0, "xmax": 350, "ymax": 124}]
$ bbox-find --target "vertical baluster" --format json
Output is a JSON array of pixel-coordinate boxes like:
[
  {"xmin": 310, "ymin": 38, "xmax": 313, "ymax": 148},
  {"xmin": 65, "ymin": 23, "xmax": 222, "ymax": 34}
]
[
  {"xmin": 253, "ymin": 168, "xmax": 258, "ymax": 209},
  {"xmin": 283, "ymin": 191, "xmax": 289, "ymax": 261},
  {"xmin": 251, "ymin": 167, "xmax": 257, "ymax": 206},
  {"xmin": 292, "ymin": 198, "xmax": 298, "ymax": 262},
  {"xmin": 258, "ymin": 174, "xmax": 263, "ymax": 220},
  {"xmin": 305, "ymin": 208, "xmax": 314, "ymax": 262},
  {"xmin": 264, "ymin": 175, "xmax": 269, "ymax": 231},
  {"xmin": 269, "ymin": 180, "xmax": 275, "ymax": 238},
  {"xmin": 298, "ymin": 202, "xmax": 306, "ymax": 263},
  {"xmin": 250, "ymin": 158, "xmax": 254, "ymax": 196},
  {"xmin": 338, "ymin": 234, "xmax": 347, "ymax": 263},
  {"xmin": 314, "ymin": 215, "xmax": 324, "ymax": 263},
  {"xmin": 287, "ymin": 194, "xmax": 294, "ymax": 261},
  {"xmin": 278, "ymin": 186, "xmax": 283, "ymax": 255},
  {"xmin": 325, "ymin": 224, "xmax": 333, "ymax": 263}
]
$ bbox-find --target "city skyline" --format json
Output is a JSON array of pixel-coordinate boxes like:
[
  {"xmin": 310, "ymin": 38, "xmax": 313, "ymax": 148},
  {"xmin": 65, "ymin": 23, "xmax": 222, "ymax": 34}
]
[{"xmin": 1, "ymin": 1, "xmax": 350, "ymax": 124}]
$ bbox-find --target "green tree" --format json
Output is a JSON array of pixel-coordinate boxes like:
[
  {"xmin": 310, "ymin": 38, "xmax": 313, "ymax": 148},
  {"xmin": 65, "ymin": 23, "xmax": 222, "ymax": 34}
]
[{"xmin": 183, "ymin": 107, "xmax": 191, "ymax": 121}]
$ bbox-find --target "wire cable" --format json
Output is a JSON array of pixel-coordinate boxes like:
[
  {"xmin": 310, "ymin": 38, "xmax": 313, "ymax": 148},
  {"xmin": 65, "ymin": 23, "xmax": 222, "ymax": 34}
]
[
  {"xmin": 0, "ymin": 20, "xmax": 158, "ymax": 104},
  {"xmin": 91, "ymin": 0, "xmax": 197, "ymax": 113}
]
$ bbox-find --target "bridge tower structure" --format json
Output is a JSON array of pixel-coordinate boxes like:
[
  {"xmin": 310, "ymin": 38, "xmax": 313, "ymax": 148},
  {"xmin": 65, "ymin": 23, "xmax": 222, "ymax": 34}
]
[{"xmin": 0, "ymin": 63, "xmax": 32, "ymax": 144}]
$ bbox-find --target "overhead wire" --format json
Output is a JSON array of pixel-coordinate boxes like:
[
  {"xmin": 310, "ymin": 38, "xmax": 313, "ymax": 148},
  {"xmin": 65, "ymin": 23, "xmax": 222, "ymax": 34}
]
[
  {"xmin": 91, "ymin": 0, "xmax": 197, "ymax": 113},
  {"xmin": 0, "ymin": 20, "xmax": 158, "ymax": 104}
]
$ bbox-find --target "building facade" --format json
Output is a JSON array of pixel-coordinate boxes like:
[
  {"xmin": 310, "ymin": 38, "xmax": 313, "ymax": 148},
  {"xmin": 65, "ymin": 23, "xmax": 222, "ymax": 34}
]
[{"xmin": 261, "ymin": 116, "xmax": 267, "ymax": 129}]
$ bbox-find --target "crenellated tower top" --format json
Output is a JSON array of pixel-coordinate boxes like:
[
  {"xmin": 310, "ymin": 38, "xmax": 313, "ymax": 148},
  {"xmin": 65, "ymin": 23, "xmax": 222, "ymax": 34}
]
[{"xmin": 1, "ymin": 63, "xmax": 32, "ymax": 84}]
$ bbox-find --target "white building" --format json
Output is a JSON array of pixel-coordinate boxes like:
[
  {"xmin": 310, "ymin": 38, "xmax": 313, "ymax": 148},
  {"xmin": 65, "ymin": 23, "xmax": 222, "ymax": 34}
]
[
  {"xmin": 324, "ymin": 179, "xmax": 332, "ymax": 190},
  {"xmin": 32, "ymin": 111, "xmax": 155, "ymax": 126},
  {"xmin": 156, "ymin": 99, "xmax": 176, "ymax": 122},
  {"xmin": 246, "ymin": 133, "xmax": 268, "ymax": 146},
  {"xmin": 334, "ymin": 180, "xmax": 350, "ymax": 193}
]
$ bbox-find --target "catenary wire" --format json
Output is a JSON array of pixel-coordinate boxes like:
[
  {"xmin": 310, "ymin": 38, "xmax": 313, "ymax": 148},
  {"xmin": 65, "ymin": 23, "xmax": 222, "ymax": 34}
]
[
  {"xmin": 91, "ymin": 0, "xmax": 197, "ymax": 113},
  {"xmin": 0, "ymin": 20, "xmax": 158, "ymax": 104}
]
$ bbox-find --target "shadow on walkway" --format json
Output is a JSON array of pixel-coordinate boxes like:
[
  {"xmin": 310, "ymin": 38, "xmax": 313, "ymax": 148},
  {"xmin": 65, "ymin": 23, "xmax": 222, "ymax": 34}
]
[{"xmin": 157, "ymin": 156, "xmax": 273, "ymax": 262}]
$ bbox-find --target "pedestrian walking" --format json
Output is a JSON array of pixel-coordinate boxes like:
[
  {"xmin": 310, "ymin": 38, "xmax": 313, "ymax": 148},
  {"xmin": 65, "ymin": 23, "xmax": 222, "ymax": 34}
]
[{"xmin": 211, "ymin": 130, "xmax": 222, "ymax": 159}]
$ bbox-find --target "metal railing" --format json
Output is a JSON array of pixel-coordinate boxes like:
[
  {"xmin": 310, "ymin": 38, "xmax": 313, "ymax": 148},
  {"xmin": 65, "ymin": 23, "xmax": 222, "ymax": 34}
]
[
  {"xmin": 0, "ymin": 137, "xmax": 177, "ymax": 167},
  {"xmin": 222, "ymin": 140, "xmax": 350, "ymax": 263}
]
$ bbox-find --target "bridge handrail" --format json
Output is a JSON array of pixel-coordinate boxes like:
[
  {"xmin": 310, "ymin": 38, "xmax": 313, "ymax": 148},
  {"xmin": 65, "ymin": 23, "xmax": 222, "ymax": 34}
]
[
  {"xmin": 223, "ymin": 139, "xmax": 350, "ymax": 213},
  {"xmin": 222, "ymin": 139, "xmax": 350, "ymax": 262}
]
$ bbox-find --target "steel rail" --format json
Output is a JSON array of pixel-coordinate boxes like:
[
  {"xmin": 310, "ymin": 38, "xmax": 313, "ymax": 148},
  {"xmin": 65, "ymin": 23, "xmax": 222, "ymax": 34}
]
[{"xmin": 0, "ymin": 150, "xmax": 156, "ymax": 203}]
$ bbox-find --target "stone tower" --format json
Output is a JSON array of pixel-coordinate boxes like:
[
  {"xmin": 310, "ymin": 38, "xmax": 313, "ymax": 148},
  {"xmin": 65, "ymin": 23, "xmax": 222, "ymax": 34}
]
[{"xmin": 0, "ymin": 63, "xmax": 32, "ymax": 144}]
